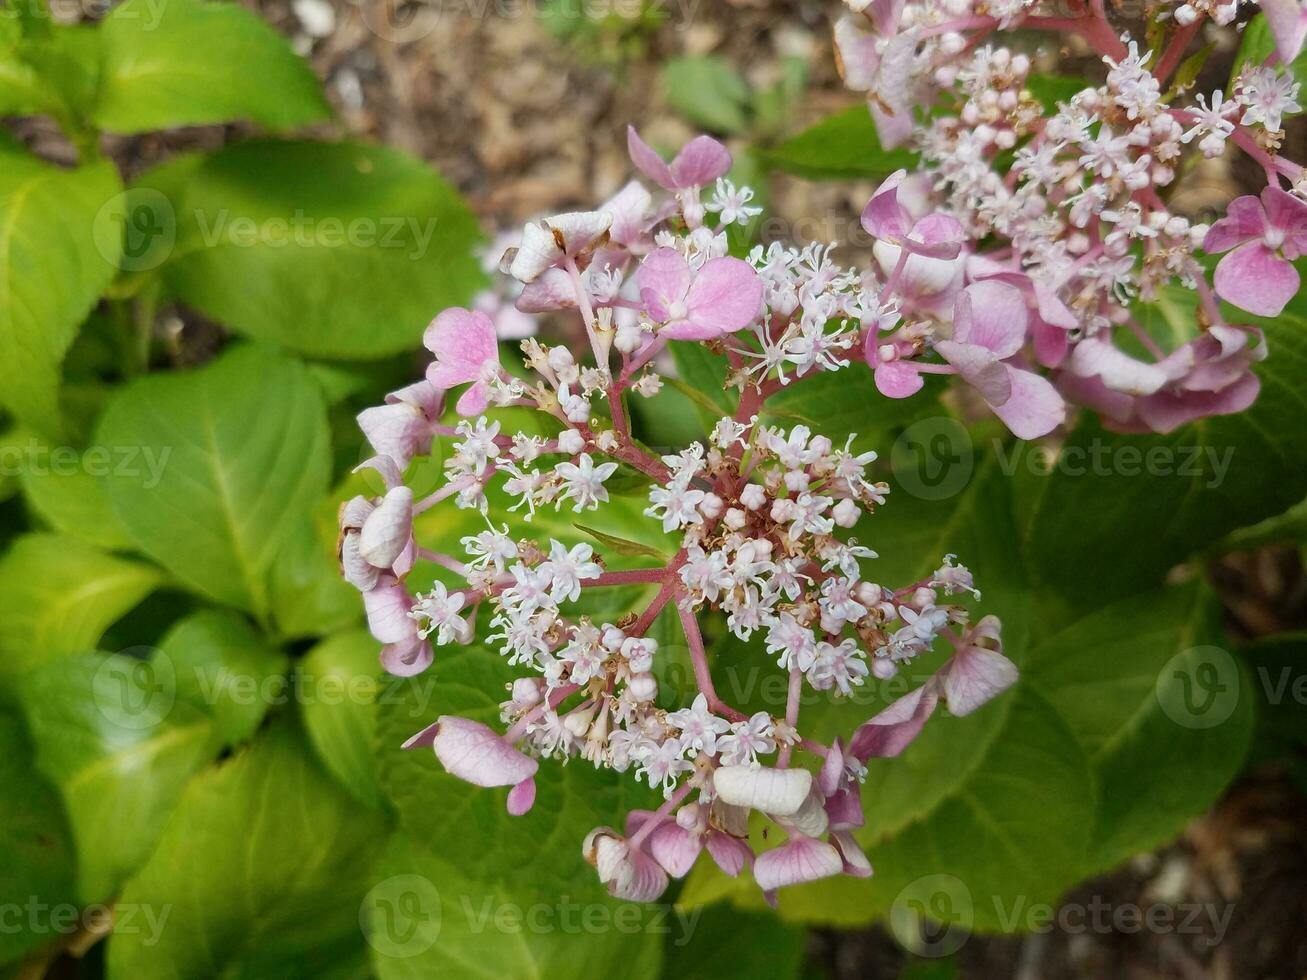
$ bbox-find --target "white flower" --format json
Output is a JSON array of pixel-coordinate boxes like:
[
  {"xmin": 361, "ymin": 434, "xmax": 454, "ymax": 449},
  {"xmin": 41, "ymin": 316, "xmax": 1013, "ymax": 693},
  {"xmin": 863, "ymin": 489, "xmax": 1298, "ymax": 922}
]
[
  {"xmin": 667, "ymin": 693, "xmax": 730, "ymax": 756},
  {"xmin": 410, "ymin": 582, "xmax": 470, "ymax": 645},
  {"xmin": 708, "ymin": 178, "xmax": 763, "ymax": 226},
  {"xmin": 555, "ymin": 453, "xmax": 618, "ymax": 512},
  {"xmin": 541, "ymin": 540, "xmax": 602, "ymax": 602},
  {"xmin": 716, "ymin": 711, "xmax": 776, "ymax": 766},
  {"xmin": 765, "ymin": 613, "xmax": 818, "ymax": 672}
]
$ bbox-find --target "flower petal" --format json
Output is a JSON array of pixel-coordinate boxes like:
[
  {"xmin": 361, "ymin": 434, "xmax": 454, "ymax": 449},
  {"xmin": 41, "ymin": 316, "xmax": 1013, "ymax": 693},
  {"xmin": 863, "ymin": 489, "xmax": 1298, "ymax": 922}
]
[
  {"xmin": 507, "ymin": 777, "xmax": 537, "ymax": 816},
  {"xmin": 1213, "ymin": 241, "xmax": 1300, "ymax": 317},
  {"xmin": 362, "ymin": 577, "xmax": 417, "ymax": 644},
  {"xmin": 754, "ymin": 835, "xmax": 844, "ymax": 892},
  {"xmin": 637, "ymin": 247, "xmax": 692, "ymax": 322},
  {"xmin": 424, "ymin": 308, "xmax": 498, "ymax": 387},
  {"xmin": 358, "ymin": 486, "xmax": 414, "ymax": 568},
  {"xmin": 626, "ymin": 125, "xmax": 678, "ymax": 190},
  {"xmin": 941, "ymin": 645, "xmax": 1019, "ymax": 716},
  {"xmin": 682, "ymin": 256, "xmax": 764, "ymax": 336},
  {"xmin": 848, "ymin": 685, "xmax": 938, "ymax": 760},
  {"xmin": 380, "ymin": 635, "xmax": 433, "ymax": 677},
  {"xmin": 989, "ymin": 365, "xmax": 1065, "ymax": 439},
  {"xmin": 1202, "ymin": 195, "xmax": 1267, "ymax": 255},
  {"xmin": 670, "ymin": 135, "xmax": 732, "ymax": 188},
  {"xmin": 713, "ymin": 765, "xmax": 813, "ymax": 816},
  {"xmin": 430, "ymin": 716, "xmax": 538, "ymax": 788},
  {"xmin": 952, "ymin": 281, "xmax": 1027, "ymax": 358},
  {"xmin": 705, "ymin": 832, "xmax": 753, "ymax": 877},
  {"xmin": 648, "ymin": 822, "xmax": 704, "ymax": 878}
]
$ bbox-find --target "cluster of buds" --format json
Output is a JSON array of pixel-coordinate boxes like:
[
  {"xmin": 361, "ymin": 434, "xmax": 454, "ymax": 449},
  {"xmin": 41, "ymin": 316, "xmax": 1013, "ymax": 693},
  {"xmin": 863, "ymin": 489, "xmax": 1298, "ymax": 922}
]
[
  {"xmin": 342, "ymin": 126, "xmax": 1023, "ymax": 902},
  {"xmin": 836, "ymin": 0, "xmax": 1302, "ymax": 433}
]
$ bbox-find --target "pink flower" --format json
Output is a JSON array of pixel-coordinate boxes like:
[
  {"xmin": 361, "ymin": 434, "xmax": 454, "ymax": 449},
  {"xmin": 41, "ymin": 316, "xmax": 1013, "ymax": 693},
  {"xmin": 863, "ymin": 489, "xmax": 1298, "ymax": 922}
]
[
  {"xmin": 834, "ymin": 12, "xmax": 918, "ymax": 149},
  {"xmin": 754, "ymin": 834, "xmax": 844, "ymax": 900},
  {"xmin": 356, "ymin": 381, "xmax": 444, "ymax": 471},
  {"xmin": 583, "ymin": 827, "xmax": 669, "ymax": 902},
  {"xmin": 626, "ymin": 126, "xmax": 731, "ymax": 191},
  {"xmin": 1261, "ymin": 0, "xmax": 1307, "ymax": 64},
  {"xmin": 967, "ymin": 258, "xmax": 1079, "ymax": 368},
  {"xmin": 936, "ymin": 281, "xmax": 1066, "ymax": 439},
  {"xmin": 1060, "ymin": 324, "xmax": 1265, "ymax": 434},
  {"xmin": 404, "ymin": 716, "xmax": 538, "ymax": 814},
  {"xmin": 1204, "ymin": 186, "xmax": 1307, "ymax": 317},
  {"xmin": 629, "ymin": 804, "xmax": 755, "ymax": 880},
  {"xmin": 848, "ymin": 684, "xmax": 939, "ymax": 761},
  {"xmin": 380, "ymin": 634, "xmax": 433, "ymax": 678},
  {"xmin": 637, "ymin": 247, "xmax": 763, "ymax": 340},
  {"xmin": 503, "ymin": 211, "xmax": 612, "ymax": 283},
  {"xmin": 865, "ymin": 336, "xmax": 925, "ymax": 398},
  {"xmin": 862, "ymin": 171, "xmax": 966, "ymax": 313},
  {"xmin": 936, "ymin": 615, "xmax": 1018, "ymax": 717},
  {"xmin": 424, "ymin": 308, "xmax": 500, "ymax": 416},
  {"xmin": 362, "ymin": 575, "xmax": 420, "ymax": 645}
]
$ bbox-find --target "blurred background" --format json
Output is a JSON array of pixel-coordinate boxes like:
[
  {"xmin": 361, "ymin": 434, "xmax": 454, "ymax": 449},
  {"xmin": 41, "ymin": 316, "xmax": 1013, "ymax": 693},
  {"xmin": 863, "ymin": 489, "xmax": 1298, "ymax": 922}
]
[{"xmin": 1, "ymin": 1, "xmax": 1306, "ymax": 978}]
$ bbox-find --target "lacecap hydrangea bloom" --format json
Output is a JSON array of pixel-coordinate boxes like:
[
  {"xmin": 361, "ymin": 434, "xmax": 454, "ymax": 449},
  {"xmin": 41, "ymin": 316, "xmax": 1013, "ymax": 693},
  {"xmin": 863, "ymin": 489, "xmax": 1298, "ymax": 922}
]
[
  {"xmin": 835, "ymin": 0, "xmax": 1306, "ymax": 432},
  {"xmin": 342, "ymin": 125, "xmax": 1024, "ymax": 904}
]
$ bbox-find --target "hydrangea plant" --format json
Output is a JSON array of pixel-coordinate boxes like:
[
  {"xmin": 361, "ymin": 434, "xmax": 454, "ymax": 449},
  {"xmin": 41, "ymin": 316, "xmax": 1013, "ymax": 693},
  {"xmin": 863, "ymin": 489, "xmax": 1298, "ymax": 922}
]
[{"xmin": 345, "ymin": 0, "xmax": 1307, "ymax": 908}]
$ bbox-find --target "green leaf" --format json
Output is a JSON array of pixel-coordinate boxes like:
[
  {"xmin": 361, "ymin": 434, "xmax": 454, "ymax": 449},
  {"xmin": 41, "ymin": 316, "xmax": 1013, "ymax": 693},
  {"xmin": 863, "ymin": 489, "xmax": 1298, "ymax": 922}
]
[
  {"xmin": 660, "ymin": 55, "xmax": 752, "ymax": 135},
  {"xmin": 1027, "ymin": 584, "xmax": 1254, "ymax": 872},
  {"xmin": 158, "ymin": 610, "xmax": 289, "ymax": 748},
  {"xmin": 764, "ymin": 360, "xmax": 944, "ymax": 452},
  {"xmin": 660, "ymin": 904, "xmax": 804, "ymax": 980},
  {"xmin": 96, "ymin": 344, "xmax": 331, "ymax": 617},
  {"xmin": 1024, "ymin": 314, "xmax": 1307, "ymax": 604},
  {"xmin": 19, "ymin": 444, "xmax": 135, "ymax": 550},
  {"xmin": 668, "ymin": 341, "xmax": 734, "ymax": 430},
  {"xmin": 93, "ymin": 0, "xmax": 330, "ymax": 133},
  {"xmin": 107, "ymin": 717, "xmax": 389, "ymax": 980},
  {"xmin": 0, "ymin": 711, "xmax": 78, "ymax": 965},
  {"xmin": 134, "ymin": 140, "xmax": 485, "ymax": 358},
  {"xmin": 574, "ymin": 521, "xmax": 670, "ymax": 560},
  {"xmin": 269, "ymin": 513, "xmax": 364, "ymax": 640},
  {"xmin": 16, "ymin": 653, "xmax": 219, "ymax": 904},
  {"xmin": 368, "ymin": 834, "xmax": 666, "ymax": 980},
  {"xmin": 0, "ymin": 147, "xmax": 121, "ymax": 436},
  {"xmin": 0, "ymin": 22, "xmax": 102, "ymax": 141},
  {"xmin": 1025, "ymin": 74, "xmax": 1090, "ymax": 110},
  {"xmin": 761, "ymin": 106, "xmax": 918, "ymax": 180},
  {"xmin": 299, "ymin": 630, "xmax": 384, "ymax": 808},
  {"xmin": 0, "ymin": 532, "xmax": 162, "ymax": 680},
  {"xmin": 376, "ymin": 643, "xmax": 659, "ymax": 900}
]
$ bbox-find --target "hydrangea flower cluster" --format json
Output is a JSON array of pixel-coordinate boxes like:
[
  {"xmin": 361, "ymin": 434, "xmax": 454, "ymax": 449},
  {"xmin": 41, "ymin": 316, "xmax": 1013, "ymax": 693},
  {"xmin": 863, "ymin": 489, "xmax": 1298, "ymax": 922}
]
[
  {"xmin": 342, "ymin": 127, "xmax": 1022, "ymax": 903},
  {"xmin": 836, "ymin": 0, "xmax": 1304, "ymax": 432}
]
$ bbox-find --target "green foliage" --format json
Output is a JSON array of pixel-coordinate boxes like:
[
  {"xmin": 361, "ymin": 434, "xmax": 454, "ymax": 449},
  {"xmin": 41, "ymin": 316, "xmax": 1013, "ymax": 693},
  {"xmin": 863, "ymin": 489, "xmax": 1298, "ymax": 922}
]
[
  {"xmin": 94, "ymin": 0, "xmax": 331, "ymax": 133},
  {"xmin": 0, "ymin": 147, "xmax": 120, "ymax": 437},
  {"xmin": 761, "ymin": 106, "xmax": 919, "ymax": 180},
  {"xmin": 96, "ymin": 345, "xmax": 331, "ymax": 618},
  {"xmin": 135, "ymin": 141, "xmax": 485, "ymax": 358},
  {"xmin": 107, "ymin": 717, "xmax": 389, "ymax": 979},
  {"xmin": 0, "ymin": 532, "xmax": 162, "ymax": 678},
  {"xmin": 16, "ymin": 653, "xmax": 220, "ymax": 904},
  {"xmin": 0, "ymin": 711, "xmax": 78, "ymax": 964}
]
